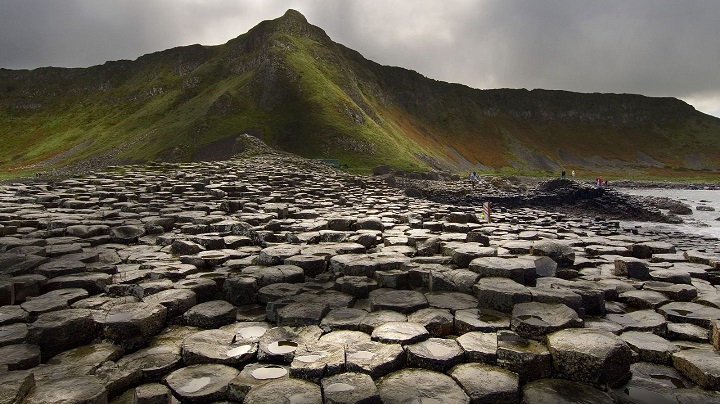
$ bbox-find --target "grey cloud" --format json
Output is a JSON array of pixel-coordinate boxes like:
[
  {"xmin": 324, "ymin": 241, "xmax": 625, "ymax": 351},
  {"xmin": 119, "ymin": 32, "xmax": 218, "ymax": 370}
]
[{"xmin": 1, "ymin": 0, "xmax": 719, "ymax": 116}]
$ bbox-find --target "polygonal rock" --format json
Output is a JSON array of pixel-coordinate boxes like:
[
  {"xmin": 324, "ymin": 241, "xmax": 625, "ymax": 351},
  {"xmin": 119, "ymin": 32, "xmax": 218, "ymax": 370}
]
[
  {"xmin": 672, "ymin": 348, "xmax": 720, "ymax": 390},
  {"xmin": 407, "ymin": 308, "xmax": 454, "ymax": 337},
  {"xmin": 631, "ymin": 241, "xmax": 676, "ymax": 258},
  {"xmin": 618, "ymin": 290, "xmax": 670, "ymax": 309},
  {"xmin": 243, "ymin": 378, "xmax": 322, "ymax": 404},
  {"xmin": 428, "ymin": 269, "xmax": 479, "ymax": 293},
  {"xmin": 321, "ymin": 372, "xmax": 380, "ymax": 404},
  {"xmin": 241, "ymin": 265, "xmax": 305, "ymax": 286},
  {"xmin": 277, "ymin": 301, "xmax": 329, "ymax": 326},
  {"xmin": 116, "ymin": 345, "xmax": 181, "ymax": 382},
  {"xmin": 23, "ymin": 376, "xmax": 107, "ymax": 404},
  {"xmin": 165, "ymin": 363, "xmax": 239, "ymax": 403},
  {"xmin": 329, "ymin": 253, "xmax": 409, "ymax": 277},
  {"xmin": 345, "ymin": 340, "xmax": 405, "ymax": 379},
  {"xmin": 456, "ymin": 331, "xmax": 497, "ymax": 363},
  {"xmin": 134, "ymin": 383, "xmax": 172, "ymax": 404},
  {"xmin": 614, "ymin": 257, "xmax": 650, "ymax": 280},
  {"xmin": 620, "ymin": 331, "xmax": 679, "ymax": 364},
  {"xmin": 376, "ymin": 368, "xmax": 469, "ymax": 404},
  {"xmin": 101, "ymin": 302, "xmax": 167, "ymax": 349},
  {"xmin": 424, "ymin": 291, "xmax": 477, "ymax": 312},
  {"xmin": 182, "ymin": 300, "xmax": 236, "ymax": 329},
  {"xmin": 405, "ymin": 337, "xmax": 464, "ymax": 371},
  {"xmin": 474, "ymin": 277, "xmax": 532, "ymax": 313},
  {"xmin": 285, "ymin": 254, "xmax": 327, "ymax": 277},
  {"xmin": 227, "ymin": 363, "xmax": 289, "ymax": 402},
  {"xmin": 468, "ymin": 256, "xmax": 534, "ymax": 284},
  {"xmin": 319, "ymin": 330, "xmax": 372, "ymax": 346},
  {"xmin": 369, "ymin": 288, "xmax": 428, "ymax": 313},
  {"xmin": 454, "ymin": 308, "xmax": 510, "ymax": 334},
  {"xmin": 529, "ymin": 286, "xmax": 584, "ymax": 314},
  {"xmin": 335, "ymin": 275, "xmax": 378, "ymax": 298},
  {"xmin": 511, "ymin": 302, "xmax": 583, "ymax": 340},
  {"xmin": 257, "ymin": 326, "xmax": 322, "ymax": 364},
  {"xmin": 358, "ymin": 310, "xmax": 407, "ymax": 334},
  {"xmin": 371, "ymin": 322, "xmax": 429, "ymax": 345},
  {"xmin": 143, "ymin": 288, "xmax": 196, "ymax": 318},
  {"xmin": 290, "ymin": 341, "xmax": 345, "ymax": 381},
  {"xmin": 256, "ymin": 244, "xmax": 303, "ymax": 266},
  {"xmin": 0, "ymin": 323, "xmax": 28, "ymax": 347},
  {"xmin": 223, "ymin": 275, "xmax": 258, "ymax": 305},
  {"xmin": 320, "ymin": 307, "xmax": 367, "ymax": 332},
  {"xmin": 26, "ymin": 308, "xmax": 96, "ymax": 357},
  {"xmin": 605, "ymin": 309, "xmax": 667, "ymax": 335},
  {"xmin": 42, "ymin": 272, "xmax": 112, "ymax": 295},
  {"xmin": 0, "ymin": 371, "xmax": 35, "ymax": 404},
  {"xmin": 0, "ymin": 305, "xmax": 29, "ymax": 325},
  {"xmin": 522, "ymin": 378, "xmax": 614, "ymax": 404},
  {"xmin": 531, "ymin": 240, "xmax": 575, "ymax": 267},
  {"xmin": 668, "ymin": 322, "xmax": 708, "ymax": 342},
  {"xmin": 449, "ymin": 362, "xmax": 519, "ymax": 404},
  {"xmin": 546, "ymin": 328, "xmax": 633, "ymax": 387},
  {"xmin": 643, "ymin": 281, "xmax": 697, "ymax": 301},
  {"xmin": 0, "ymin": 343, "xmax": 41, "ymax": 370},
  {"xmin": 659, "ymin": 301, "xmax": 720, "ymax": 328},
  {"xmin": 181, "ymin": 329, "xmax": 257, "ymax": 366},
  {"xmin": 496, "ymin": 331, "xmax": 553, "ymax": 382},
  {"xmin": 111, "ymin": 225, "xmax": 146, "ymax": 244},
  {"xmin": 451, "ymin": 244, "xmax": 497, "ymax": 268}
]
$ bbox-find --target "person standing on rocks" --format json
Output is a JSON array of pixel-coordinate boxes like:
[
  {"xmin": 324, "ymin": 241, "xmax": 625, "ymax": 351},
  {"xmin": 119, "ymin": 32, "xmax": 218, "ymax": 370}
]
[
  {"xmin": 571, "ymin": 170, "xmax": 575, "ymax": 178},
  {"xmin": 561, "ymin": 170, "xmax": 566, "ymax": 179}
]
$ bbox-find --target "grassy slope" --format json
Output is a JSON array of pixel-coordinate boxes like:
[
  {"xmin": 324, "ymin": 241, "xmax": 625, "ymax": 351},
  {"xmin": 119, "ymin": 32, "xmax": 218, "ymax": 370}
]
[{"xmin": 1, "ymin": 10, "xmax": 719, "ymax": 179}]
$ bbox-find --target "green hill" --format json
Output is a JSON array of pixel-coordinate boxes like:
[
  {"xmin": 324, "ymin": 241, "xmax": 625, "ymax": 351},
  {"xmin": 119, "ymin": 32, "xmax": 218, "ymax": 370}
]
[{"xmin": 1, "ymin": 9, "xmax": 720, "ymax": 178}]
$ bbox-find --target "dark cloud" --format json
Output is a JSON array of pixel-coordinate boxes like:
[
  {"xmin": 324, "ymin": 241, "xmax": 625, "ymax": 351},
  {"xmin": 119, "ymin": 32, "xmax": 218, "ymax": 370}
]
[{"xmin": 1, "ymin": 0, "xmax": 719, "ymax": 116}]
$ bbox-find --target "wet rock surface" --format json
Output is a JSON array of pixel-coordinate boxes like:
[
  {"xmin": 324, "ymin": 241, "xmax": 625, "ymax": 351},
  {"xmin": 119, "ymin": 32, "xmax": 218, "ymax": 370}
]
[{"xmin": 1, "ymin": 152, "xmax": 720, "ymax": 402}]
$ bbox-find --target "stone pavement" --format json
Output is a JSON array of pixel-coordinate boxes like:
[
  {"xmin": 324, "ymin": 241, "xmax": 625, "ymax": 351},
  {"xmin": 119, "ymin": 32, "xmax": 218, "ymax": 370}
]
[{"xmin": 1, "ymin": 153, "xmax": 720, "ymax": 403}]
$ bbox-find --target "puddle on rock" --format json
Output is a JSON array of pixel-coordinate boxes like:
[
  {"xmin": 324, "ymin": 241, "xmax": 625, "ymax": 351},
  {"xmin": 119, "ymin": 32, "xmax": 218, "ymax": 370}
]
[
  {"xmin": 624, "ymin": 386, "xmax": 675, "ymax": 403},
  {"xmin": 650, "ymin": 374, "xmax": 689, "ymax": 388},
  {"xmin": 267, "ymin": 340, "xmax": 298, "ymax": 354},
  {"xmin": 517, "ymin": 314, "xmax": 549, "ymax": 326},
  {"xmin": 670, "ymin": 309, "xmax": 694, "ymax": 317},
  {"xmin": 226, "ymin": 344, "xmax": 252, "ymax": 357},
  {"xmin": 325, "ymin": 382, "xmax": 355, "ymax": 393},
  {"xmin": 295, "ymin": 354, "xmax": 323, "ymax": 363},
  {"xmin": 182, "ymin": 376, "xmax": 211, "ymax": 393},
  {"xmin": 348, "ymin": 350, "xmax": 374, "ymax": 361},
  {"xmin": 237, "ymin": 326, "xmax": 267, "ymax": 340},
  {"xmin": 252, "ymin": 366, "xmax": 288, "ymax": 380}
]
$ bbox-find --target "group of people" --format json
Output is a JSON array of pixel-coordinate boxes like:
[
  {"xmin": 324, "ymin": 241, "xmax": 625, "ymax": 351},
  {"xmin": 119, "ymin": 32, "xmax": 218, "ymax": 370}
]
[{"xmin": 469, "ymin": 169, "xmax": 608, "ymax": 187}]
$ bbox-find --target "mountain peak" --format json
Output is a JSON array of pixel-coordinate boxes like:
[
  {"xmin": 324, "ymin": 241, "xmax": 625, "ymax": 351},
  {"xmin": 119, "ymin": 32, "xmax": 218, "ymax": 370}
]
[{"xmin": 281, "ymin": 9, "xmax": 308, "ymax": 23}]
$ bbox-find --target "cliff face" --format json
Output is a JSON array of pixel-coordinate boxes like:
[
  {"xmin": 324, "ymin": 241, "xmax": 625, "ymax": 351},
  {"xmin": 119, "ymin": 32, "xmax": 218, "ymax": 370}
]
[{"xmin": 1, "ymin": 9, "xmax": 719, "ymax": 176}]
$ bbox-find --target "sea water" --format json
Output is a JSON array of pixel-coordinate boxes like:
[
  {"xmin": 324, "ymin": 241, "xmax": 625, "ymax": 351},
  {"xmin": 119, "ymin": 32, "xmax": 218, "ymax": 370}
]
[{"xmin": 618, "ymin": 188, "xmax": 720, "ymax": 239}]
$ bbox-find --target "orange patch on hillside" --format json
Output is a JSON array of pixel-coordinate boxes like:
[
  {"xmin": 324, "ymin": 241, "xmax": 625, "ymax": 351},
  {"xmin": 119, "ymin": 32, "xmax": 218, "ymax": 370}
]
[{"xmin": 379, "ymin": 106, "xmax": 511, "ymax": 168}]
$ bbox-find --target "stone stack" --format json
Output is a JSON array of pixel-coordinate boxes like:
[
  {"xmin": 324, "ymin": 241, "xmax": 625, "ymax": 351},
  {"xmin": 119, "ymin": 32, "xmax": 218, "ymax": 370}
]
[{"xmin": 0, "ymin": 154, "xmax": 719, "ymax": 402}]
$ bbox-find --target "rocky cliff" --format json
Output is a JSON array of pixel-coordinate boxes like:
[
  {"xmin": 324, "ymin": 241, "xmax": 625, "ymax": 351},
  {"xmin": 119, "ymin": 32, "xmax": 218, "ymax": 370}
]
[{"xmin": 1, "ymin": 9, "xmax": 719, "ymax": 177}]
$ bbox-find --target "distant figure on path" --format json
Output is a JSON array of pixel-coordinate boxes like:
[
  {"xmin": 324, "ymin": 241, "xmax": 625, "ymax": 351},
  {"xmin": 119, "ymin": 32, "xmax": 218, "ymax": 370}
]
[
  {"xmin": 561, "ymin": 170, "xmax": 566, "ymax": 179},
  {"xmin": 571, "ymin": 170, "xmax": 575, "ymax": 178}
]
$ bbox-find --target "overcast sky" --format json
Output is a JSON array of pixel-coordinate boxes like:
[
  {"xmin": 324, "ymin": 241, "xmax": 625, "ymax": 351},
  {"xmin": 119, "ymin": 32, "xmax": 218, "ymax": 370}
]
[{"xmin": 1, "ymin": 0, "xmax": 719, "ymax": 117}]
